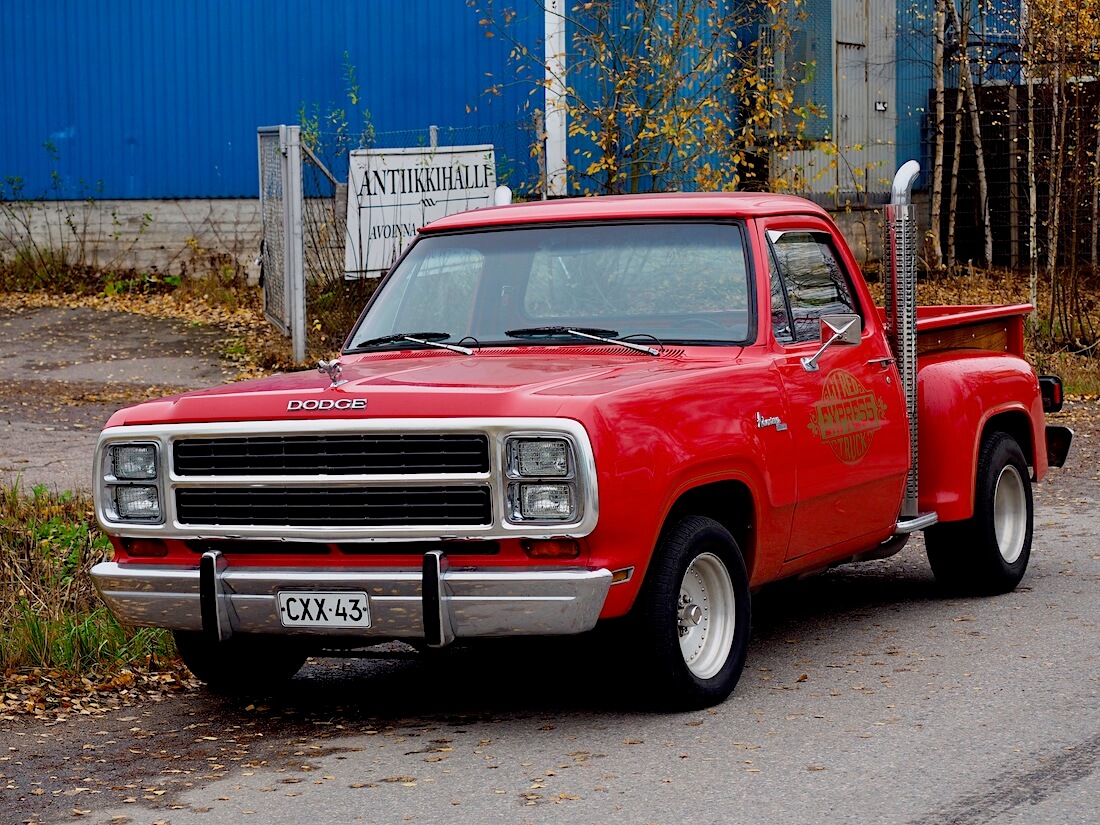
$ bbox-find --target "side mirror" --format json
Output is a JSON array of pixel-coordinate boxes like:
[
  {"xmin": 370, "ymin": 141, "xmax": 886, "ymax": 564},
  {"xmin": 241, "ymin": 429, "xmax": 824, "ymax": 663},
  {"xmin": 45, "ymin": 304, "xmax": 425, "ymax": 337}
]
[{"xmin": 801, "ymin": 314, "xmax": 862, "ymax": 372}]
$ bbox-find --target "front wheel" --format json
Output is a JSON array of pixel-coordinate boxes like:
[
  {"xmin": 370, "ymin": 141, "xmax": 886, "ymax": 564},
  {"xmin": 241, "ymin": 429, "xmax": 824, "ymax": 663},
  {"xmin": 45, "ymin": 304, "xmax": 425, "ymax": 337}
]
[
  {"xmin": 173, "ymin": 632, "xmax": 308, "ymax": 693},
  {"xmin": 635, "ymin": 516, "xmax": 751, "ymax": 709},
  {"xmin": 925, "ymin": 431, "xmax": 1034, "ymax": 595}
]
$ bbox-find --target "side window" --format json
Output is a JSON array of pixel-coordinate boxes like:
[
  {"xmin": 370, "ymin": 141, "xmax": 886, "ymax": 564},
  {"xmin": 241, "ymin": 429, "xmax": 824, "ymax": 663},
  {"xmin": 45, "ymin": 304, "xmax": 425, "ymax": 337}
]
[
  {"xmin": 769, "ymin": 246, "xmax": 794, "ymax": 344},
  {"xmin": 768, "ymin": 231, "xmax": 858, "ymax": 344}
]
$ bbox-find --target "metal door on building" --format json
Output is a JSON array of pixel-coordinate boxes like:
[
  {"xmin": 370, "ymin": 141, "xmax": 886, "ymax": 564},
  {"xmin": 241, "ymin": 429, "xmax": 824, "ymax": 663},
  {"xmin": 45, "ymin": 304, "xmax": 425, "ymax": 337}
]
[{"xmin": 774, "ymin": 0, "xmax": 898, "ymax": 204}]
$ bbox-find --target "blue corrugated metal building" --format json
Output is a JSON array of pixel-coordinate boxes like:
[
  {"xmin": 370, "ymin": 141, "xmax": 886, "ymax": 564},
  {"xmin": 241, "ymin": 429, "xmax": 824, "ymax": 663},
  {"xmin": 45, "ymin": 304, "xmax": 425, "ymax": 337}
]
[
  {"xmin": 0, "ymin": 1, "xmax": 543, "ymax": 199},
  {"xmin": 1, "ymin": 1, "xmax": 1024, "ymax": 202},
  {"xmin": 895, "ymin": 0, "xmax": 1024, "ymax": 183}
]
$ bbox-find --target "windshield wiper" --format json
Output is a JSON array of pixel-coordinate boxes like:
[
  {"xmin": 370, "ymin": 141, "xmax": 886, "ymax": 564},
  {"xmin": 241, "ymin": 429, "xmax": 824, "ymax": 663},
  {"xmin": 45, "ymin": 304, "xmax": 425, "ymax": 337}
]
[
  {"xmin": 353, "ymin": 331, "xmax": 473, "ymax": 355},
  {"xmin": 505, "ymin": 326, "xmax": 659, "ymax": 356}
]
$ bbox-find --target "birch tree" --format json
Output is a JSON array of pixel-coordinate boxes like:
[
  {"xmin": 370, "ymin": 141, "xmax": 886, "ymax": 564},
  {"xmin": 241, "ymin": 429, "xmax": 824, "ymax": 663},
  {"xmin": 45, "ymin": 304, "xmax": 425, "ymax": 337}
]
[
  {"xmin": 928, "ymin": 0, "xmax": 946, "ymax": 273},
  {"xmin": 945, "ymin": 0, "xmax": 993, "ymax": 266},
  {"xmin": 473, "ymin": 0, "xmax": 825, "ymax": 194},
  {"xmin": 1023, "ymin": 0, "xmax": 1100, "ymax": 348}
]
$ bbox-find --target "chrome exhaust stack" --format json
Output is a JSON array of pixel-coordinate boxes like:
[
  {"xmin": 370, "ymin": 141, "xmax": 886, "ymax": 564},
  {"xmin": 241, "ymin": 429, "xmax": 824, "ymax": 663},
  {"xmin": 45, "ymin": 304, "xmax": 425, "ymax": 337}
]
[{"xmin": 884, "ymin": 161, "xmax": 935, "ymax": 531}]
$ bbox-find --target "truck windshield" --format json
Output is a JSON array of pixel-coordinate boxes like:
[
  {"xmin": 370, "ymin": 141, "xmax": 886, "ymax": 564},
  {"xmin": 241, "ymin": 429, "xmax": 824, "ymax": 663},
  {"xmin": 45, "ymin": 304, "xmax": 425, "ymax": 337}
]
[{"xmin": 345, "ymin": 221, "xmax": 752, "ymax": 352}]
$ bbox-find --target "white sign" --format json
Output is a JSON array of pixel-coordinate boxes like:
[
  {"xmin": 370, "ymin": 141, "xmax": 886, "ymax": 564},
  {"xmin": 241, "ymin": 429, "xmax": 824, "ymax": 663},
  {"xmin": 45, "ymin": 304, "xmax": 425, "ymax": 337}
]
[{"xmin": 344, "ymin": 145, "xmax": 497, "ymax": 277}]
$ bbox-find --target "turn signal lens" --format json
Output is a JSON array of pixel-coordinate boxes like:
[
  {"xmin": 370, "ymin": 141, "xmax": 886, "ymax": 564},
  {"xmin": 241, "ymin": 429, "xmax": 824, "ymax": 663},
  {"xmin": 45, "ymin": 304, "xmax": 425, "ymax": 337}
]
[
  {"xmin": 522, "ymin": 539, "xmax": 581, "ymax": 559},
  {"xmin": 610, "ymin": 567, "xmax": 634, "ymax": 584},
  {"xmin": 121, "ymin": 537, "xmax": 169, "ymax": 557}
]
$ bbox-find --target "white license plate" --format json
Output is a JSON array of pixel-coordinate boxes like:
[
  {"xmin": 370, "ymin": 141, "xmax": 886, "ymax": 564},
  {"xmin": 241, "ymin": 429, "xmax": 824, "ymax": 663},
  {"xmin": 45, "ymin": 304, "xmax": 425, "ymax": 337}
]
[{"xmin": 277, "ymin": 591, "xmax": 371, "ymax": 628}]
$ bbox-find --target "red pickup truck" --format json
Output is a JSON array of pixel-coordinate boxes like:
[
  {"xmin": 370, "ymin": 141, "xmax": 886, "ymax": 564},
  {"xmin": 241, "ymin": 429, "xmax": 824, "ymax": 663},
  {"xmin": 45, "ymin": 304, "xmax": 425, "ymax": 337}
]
[{"xmin": 91, "ymin": 164, "xmax": 1071, "ymax": 709}]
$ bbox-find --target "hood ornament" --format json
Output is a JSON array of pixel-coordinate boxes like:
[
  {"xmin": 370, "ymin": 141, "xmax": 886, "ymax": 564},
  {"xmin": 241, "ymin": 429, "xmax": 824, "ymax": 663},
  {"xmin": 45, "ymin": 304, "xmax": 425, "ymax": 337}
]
[{"xmin": 317, "ymin": 358, "xmax": 347, "ymax": 388}]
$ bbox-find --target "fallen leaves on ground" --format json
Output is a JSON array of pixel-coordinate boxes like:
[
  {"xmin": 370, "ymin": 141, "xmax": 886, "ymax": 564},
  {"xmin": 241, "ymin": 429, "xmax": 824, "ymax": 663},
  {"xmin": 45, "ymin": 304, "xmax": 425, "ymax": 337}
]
[
  {"xmin": 0, "ymin": 665, "xmax": 199, "ymax": 721},
  {"xmin": 866, "ymin": 267, "xmax": 1100, "ymax": 394},
  {"xmin": 0, "ymin": 289, "xmax": 294, "ymax": 380}
]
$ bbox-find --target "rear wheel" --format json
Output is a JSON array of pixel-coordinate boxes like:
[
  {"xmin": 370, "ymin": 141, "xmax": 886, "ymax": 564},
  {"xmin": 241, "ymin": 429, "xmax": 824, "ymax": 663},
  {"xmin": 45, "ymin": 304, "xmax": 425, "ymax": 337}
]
[
  {"xmin": 173, "ymin": 632, "xmax": 308, "ymax": 692},
  {"xmin": 635, "ymin": 516, "xmax": 751, "ymax": 709},
  {"xmin": 925, "ymin": 431, "xmax": 1033, "ymax": 595}
]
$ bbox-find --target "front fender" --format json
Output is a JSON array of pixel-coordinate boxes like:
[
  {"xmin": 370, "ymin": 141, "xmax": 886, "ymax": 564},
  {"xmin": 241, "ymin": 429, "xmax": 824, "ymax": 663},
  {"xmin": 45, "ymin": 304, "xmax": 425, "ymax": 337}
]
[
  {"xmin": 573, "ymin": 364, "xmax": 796, "ymax": 617},
  {"xmin": 917, "ymin": 352, "xmax": 1044, "ymax": 522}
]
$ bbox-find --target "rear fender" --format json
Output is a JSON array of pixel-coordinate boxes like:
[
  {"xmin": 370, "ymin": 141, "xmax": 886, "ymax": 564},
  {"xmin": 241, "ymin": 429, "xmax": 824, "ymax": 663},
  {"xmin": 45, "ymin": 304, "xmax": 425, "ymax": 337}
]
[{"xmin": 917, "ymin": 353, "xmax": 1045, "ymax": 523}]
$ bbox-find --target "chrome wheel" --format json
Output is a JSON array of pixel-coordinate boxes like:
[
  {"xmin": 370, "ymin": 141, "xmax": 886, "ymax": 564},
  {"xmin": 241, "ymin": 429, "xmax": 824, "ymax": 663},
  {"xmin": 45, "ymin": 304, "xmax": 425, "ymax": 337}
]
[
  {"xmin": 636, "ymin": 515, "xmax": 751, "ymax": 708},
  {"xmin": 994, "ymin": 464, "xmax": 1028, "ymax": 564},
  {"xmin": 678, "ymin": 552, "xmax": 736, "ymax": 680}
]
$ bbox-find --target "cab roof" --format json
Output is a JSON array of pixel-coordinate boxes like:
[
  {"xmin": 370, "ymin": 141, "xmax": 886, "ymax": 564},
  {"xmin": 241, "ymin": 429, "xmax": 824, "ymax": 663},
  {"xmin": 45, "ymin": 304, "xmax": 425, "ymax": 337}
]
[{"xmin": 420, "ymin": 191, "xmax": 833, "ymax": 233}]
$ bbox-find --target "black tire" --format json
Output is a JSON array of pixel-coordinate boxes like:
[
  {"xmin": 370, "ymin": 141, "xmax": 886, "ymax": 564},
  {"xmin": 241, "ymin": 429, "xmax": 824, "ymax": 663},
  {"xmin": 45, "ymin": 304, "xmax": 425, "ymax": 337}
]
[
  {"xmin": 173, "ymin": 631, "xmax": 308, "ymax": 692},
  {"xmin": 925, "ymin": 431, "xmax": 1033, "ymax": 595},
  {"xmin": 634, "ymin": 516, "xmax": 751, "ymax": 710},
  {"xmin": 404, "ymin": 638, "xmax": 460, "ymax": 662}
]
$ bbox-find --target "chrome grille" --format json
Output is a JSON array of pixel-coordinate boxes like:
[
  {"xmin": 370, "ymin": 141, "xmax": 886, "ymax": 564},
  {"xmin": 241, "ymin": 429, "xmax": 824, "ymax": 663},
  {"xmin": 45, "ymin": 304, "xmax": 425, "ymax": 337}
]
[
  {"xmin": 96, "ymin": 418, "xmax": 598, "ymax": 541},
  {"xmin": 173, "ymin": 434, "xmax": 490, "ymax": 476},
  {"xmin": 175, "ymin": 486, "xmax": 493, "ymax": 526}
]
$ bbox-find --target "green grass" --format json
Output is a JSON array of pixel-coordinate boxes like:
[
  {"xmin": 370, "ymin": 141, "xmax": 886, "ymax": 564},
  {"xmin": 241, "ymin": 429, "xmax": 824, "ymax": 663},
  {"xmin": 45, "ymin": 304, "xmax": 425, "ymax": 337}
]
[
  {"xmin": 0, "ymin": 482, "xmax": 176, "ymax": 676},
  {"xmin": 0, "ymin": 248, "xmax": 107, "ymax": 294}
]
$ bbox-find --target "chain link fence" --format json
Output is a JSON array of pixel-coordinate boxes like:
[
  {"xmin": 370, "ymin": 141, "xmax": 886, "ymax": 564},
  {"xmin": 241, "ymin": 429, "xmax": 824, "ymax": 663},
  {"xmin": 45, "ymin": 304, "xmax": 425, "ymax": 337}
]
[
  {"xmin": 931, "ymin": 78, "xmax": 1100, "ymax": 272},
  {"xmin": 300, "ymin": 143, "xmax": 375, "ymax": 357},
  {"xmin": 257, "ymin": 128, "xmax": 293, "ymax": 338}
]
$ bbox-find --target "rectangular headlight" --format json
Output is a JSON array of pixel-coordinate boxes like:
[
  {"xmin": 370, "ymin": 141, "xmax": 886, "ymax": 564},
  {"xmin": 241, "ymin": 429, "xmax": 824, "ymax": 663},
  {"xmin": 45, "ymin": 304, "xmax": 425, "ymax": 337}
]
[
  {"xmin": 110, "ymin": 443, "xmax": 158, "ymax": 480},
  {"xmin": 508, "ymin": 438, "xmax": 570, "ymax": 477},
  {"xmin": 115, "ymin": 485, "xmax": 161, "ymax": 521},
  {"xmin": 515, "ymin": 483, "xmax": 575, "ymax": 520}
]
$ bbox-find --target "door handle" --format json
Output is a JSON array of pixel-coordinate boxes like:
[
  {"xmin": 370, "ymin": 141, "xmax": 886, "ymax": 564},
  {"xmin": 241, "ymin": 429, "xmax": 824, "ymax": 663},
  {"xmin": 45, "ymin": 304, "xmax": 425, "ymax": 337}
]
[{"xmin": 867, "ymin": 357, "xmax": 895, "ymax": 369}]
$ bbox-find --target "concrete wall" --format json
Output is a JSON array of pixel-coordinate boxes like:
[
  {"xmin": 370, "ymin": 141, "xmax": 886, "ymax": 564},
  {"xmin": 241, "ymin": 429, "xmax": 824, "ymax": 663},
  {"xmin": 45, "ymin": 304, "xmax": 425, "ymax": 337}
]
[
  {"xmin": 1, "ymin": 197, "xmax": 904, "ymax": 283},
  {"xmin": 0, "ymin": 199, "xmax": 262, "ymax": 280},
  {"xmin": 831, "ymin": 206, "xmax": 885, "ymax": 266}
]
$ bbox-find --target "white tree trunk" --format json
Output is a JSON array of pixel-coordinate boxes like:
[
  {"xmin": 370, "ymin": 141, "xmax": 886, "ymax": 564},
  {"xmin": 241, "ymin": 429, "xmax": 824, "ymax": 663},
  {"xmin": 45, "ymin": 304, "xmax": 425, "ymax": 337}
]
[
  {"xmin": 929, "ymin": 0, "xmax": 947, "ymax": 272},
  {"xmin": 1027, "ymin": 77, "xmax": 1038, "ymax": 332},
  {"xmin": 947, "ymin": 0, "xmax": 993, "ymax": 266}
]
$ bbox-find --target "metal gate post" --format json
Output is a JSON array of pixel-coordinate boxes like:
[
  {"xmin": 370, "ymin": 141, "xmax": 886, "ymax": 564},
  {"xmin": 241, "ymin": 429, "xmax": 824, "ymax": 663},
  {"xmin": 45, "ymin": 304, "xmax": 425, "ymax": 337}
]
[
  {"xmin": 257, "ymin": 125, "xmax": 306, "ymax": 364},
  {"xmin": 282, "ymin": 126, "xmax": 307, "ymax": 365},
  {"xmin": 257, "ymin": 127, "xmax": 290, "ymax": 337}
]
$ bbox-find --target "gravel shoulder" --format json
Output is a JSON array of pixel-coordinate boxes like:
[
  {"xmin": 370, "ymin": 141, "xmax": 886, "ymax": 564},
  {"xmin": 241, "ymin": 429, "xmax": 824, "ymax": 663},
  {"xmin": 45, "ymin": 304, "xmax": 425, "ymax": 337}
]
[{"xmin": 0, "ymin": 305, "xmax": 237, "ymax": 493}]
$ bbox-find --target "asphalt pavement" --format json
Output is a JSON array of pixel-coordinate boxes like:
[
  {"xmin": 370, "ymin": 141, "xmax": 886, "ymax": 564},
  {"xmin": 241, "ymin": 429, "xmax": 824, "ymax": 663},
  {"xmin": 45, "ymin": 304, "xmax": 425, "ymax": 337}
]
[
  {"xmin": 1, "ymin": 303, "xmax": 1096, "ymax": 824},
  {"xmin": 0, "ymin": 305, "xmax": 234, "ymax": 493}
]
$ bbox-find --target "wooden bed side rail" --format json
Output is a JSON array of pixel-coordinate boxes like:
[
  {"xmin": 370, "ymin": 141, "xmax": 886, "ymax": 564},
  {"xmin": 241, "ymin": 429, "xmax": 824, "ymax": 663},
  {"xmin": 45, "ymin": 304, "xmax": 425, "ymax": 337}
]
[{"xmin": 914, "ymin": 304, "xmax": 1030, "ymax": 358}]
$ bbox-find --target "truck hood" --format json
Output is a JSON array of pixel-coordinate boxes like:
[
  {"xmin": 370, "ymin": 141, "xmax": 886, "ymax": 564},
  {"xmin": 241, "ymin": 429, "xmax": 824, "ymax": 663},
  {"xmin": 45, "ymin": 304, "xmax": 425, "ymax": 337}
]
[{"xmin": 105, "ymin": 346, "xmax": 737, "ymax": 427}]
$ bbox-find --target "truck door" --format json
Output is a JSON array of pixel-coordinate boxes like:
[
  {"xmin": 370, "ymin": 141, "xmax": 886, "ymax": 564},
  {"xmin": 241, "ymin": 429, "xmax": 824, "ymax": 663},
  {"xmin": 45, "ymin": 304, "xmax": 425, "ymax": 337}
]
[{"xmin": 766, "ymin": 228, "xmax": 909, "ymax": 560}]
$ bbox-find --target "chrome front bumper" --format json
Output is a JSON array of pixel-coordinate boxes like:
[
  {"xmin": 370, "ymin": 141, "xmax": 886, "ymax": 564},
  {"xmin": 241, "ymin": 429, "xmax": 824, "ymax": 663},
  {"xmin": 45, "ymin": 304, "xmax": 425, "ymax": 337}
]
[{"xmin": 90, "ymin": 550, "xmax": 613, "ymax": 646}]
